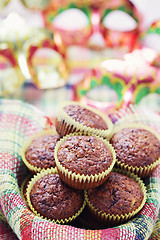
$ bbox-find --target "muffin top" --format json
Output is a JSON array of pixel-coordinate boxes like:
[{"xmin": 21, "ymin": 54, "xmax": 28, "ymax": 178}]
[
  {"xmin": 63, "ymin": 104, "xmax": 108, "ymax": 130},
  {"xmin": 57, "ymin": 135, "xmax": 113, "ymax": 175},
  {"xmin": 87, "ymin": 172, "xmax": 144, "ymax": 216},
  {"xmin": 110, "ymin": 128, "xmax": 160, "ymax": 167},
  {"xmin": 30, "ymin": 173, "xmax": 84, "ymax": 220},
  {"xmin": 25, "ymin": 134, "xmax": 60, "ymax": 169}
]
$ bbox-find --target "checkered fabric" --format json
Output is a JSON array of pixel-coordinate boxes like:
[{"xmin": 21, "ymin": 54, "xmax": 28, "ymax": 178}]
[
  {"xmin": 0, "ymin": 99, "xmax": 160, "ymax": 240},
  {"xmin": 9, "ymin": 81, "xmax": 76, "ymax": 117}
]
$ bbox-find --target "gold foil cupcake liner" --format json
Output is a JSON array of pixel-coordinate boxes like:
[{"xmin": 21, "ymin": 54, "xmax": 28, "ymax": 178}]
[
  {"xmin": 26, "ymin": 168, "xmax": 86, "ymax": 224},
  {"xmin": 21, "ymin": 129, "xmax": 59, "ymax": 173},
  {"xmin": 85, "ymin": 168, "xmax": 147, "ymax": 225},
  {"xmin": 20, "ymin": 173, "xmax": 33, "ymax": 205},
  {"xmin": 54, "ymin": 132, "xmax": 117, "ymax": 190},
  {"xmin": 109, "ymin": 123, "xmax": 160, "ymax": 178},
  {"xmin": 56, "ymin": 101, "xmax": 113, "ymax": 139}
]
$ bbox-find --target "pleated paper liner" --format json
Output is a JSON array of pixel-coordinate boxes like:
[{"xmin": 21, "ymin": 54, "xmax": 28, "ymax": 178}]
[
  {"xmin": 54, "ymin": 132, "xmax": 116, "ymax": 190},
  {"xmin": 55, "ymin": 101, "xmax": 113, "ymax": 139},
  {"xmin": 20, "ymin": 173, "xmax": 33, "ymax": 205},
  {"xmin": 21, "ymin": 129, "xmax": 59, "ymax": 173},
  {"xmin": 26, "ymin": 168, "xmax": 86, "ymax": 225},
  {"xmin": 109, "ymin": 123, "xmax": 160, "ymax": 178},
  {"xmin": 84, "ymin": 168, "xmax": 147, "ymax": 226}
]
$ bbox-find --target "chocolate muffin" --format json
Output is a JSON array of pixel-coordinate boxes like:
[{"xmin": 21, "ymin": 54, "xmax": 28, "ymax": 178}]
[
  {"xmin": 27, "ymin": 170, "xmax": 85, "ymax": 223},
  {"xmin": 63, "ymin": 104, "xmax": 108, "ymax": 130},
  {"xmin": 85, "ymin": 171, "xmax": 146, "ymax": 224},
  {"xmin": 110, "ymin": 126, "xmax": 160, "ymax": 177},
  {"xmin": 54, "ymin": 134, "xmax": 116, "ymax": 189},
  {"xmin": 22, "ymin": 130, "xmax": 60, "ymax": 173},
  {"xmin": 55, "ymin": 101, "xmax": 113, "ymax": 138}
]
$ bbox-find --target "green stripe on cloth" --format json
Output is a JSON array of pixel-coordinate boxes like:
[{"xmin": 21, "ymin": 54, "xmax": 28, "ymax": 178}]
[{"xmin": 149, "ymin": 210, "xmax": 160, "ymax": 240}]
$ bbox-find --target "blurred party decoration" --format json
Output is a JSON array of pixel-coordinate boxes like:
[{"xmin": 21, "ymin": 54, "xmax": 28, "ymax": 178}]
[
  {"xmin": 43, "ymin": 3, "xmax": 92, "ymax": 46},
  {"xmin": 75, "ymin": 68, "xmax": 126, "ymax": 113},
  {"xmin": 142, "ymin": 19, "xmax": 160, "ymax": 52},
  {"xmin": 147, "ymin": 19, "xmax": 160, "ymax": 35},
  {"xmin": 151, "ymin": 52, "xmax": 160, "ymax": 68},
  {"xmin": 0, "ymin": 43, "xmax": 25, "ymax": 96},
  {"xmin": 0, "ymin": 12, "xmax": 34, "ymax": 49},
  {"xmin": 43, "ymin": 0, "xmax": 142, "ymax": 52},
  {"xmin": 131, "ymin": 81, "xmax": 160, "ymax": 106},
  {"xmin": 21, "ymin": 0, "xmax": 51, "ymax": 10},
  {"xmin": 42, "ymin": 0, "xmax": 142, "ymax": 74},
  {"xmin": 0, "ymin": 0, "xmax": 51, "ymax": 11},
  {"xmin": 101, "ymin": 48, "xmax": 160, "ymax": 108},
  {"xmin": 42, "ymin": 0, "xmax": 69, "ymax": 14},
  {"xmin": 0, "ymin": 0, "xmax": 144, "ymax": 96},
  {"xmin": 100, "ymin": 0, "xmax": 141, "ymax": 51},
  {"xmin": 0, "ymin": 0, "xmax": 10, "ymax": 10},
  {"xmin": 124, "ymin": 48, "xmax": 160, "ymax": 106},
  {"xmin": 138, "ymin": 93, "xmax": 160, "ymax": 113},
  {"xmin": 0, "ymin": 12, "xmax": 33, "ymax": 96},
  {"xmin": 24, "ymin": 31, "xmax": 69, "ymax": 89},
  {"xmin": 71, "ymin": 0, "xmax": 109, "ymax": 8},
  {"xmin": 101, "ymin": 48, "xmax": 156, "ymax": 85},
  {"xmin": 73, "ymin": 47, "xmax": 160, "ymax": 113},
  {"xmin": 0, "ymin": 10, "xmax": 70, "ymax": 93}
]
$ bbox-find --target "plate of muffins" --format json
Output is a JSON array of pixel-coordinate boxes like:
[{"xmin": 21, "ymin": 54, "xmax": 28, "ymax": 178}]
[{"xmin": 0, "ymin": 99, "xmax": 160, "ymax": 239}]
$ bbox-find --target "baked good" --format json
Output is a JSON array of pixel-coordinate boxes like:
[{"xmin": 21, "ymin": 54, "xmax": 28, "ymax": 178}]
[
  {"xmin": 26, "ymin": 168, "xmax": 86, "ymax": 224},
  {"xmin": 22, "ymin": 129, "xmax": 60, "ymax": 173},
  {"xmin": 54, "ymin": 133, "xmax": 116, "ymax": 189},
  {"xmin": 110, "ymin": 124, "xmax": 160, "ymax": 177},
  {"xmin": 63, "ymin": 104, "xmax": 108, "ymax": 129},
  {"xmin": 85, "ymin": 170, "xmax": 146, "ymax": 225},
  {"xmin": 55, "ymin": 101, "xmax": 113, "ymax": 138}
]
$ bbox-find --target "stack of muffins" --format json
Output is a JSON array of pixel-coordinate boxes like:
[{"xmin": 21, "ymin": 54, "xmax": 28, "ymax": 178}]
[{"xmin": 21, "ymin": 101, "xmax": 160, "ymax": 228}]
